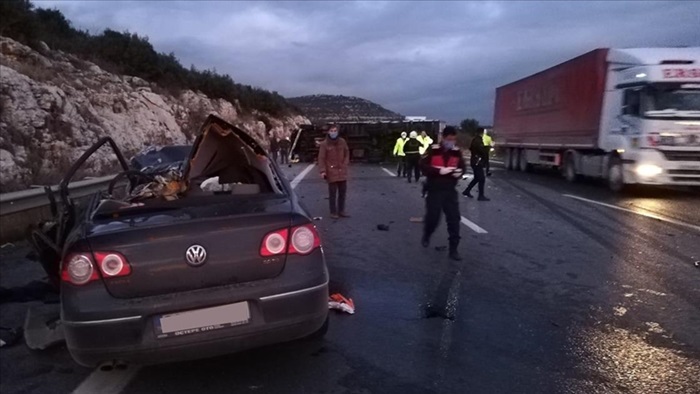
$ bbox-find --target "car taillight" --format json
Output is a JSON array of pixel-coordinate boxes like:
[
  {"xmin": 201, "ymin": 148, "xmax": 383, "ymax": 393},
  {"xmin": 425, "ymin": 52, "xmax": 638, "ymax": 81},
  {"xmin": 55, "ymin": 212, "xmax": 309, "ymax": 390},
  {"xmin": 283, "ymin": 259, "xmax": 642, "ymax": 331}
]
[
  {"xmin": 260, "ymin": 225, "xmax": 321, "ymax": 257},
  {"xmin": 261, "ymin": 229, "xmax": 289, "ymax": 256},
  {"xmin": 289, "ymin": 225, "xmax": 321, "ymax": 255},
  {"xmin": 61, "ymin": 254, "xmax": 99, "ymax": 285},
  {"xmin": 61, "ymin": 251, "xmax": 132, "ymax": 285},
  {"xmin": 94, "ymin": 252, "xmax": 132, "ymax": 277}
]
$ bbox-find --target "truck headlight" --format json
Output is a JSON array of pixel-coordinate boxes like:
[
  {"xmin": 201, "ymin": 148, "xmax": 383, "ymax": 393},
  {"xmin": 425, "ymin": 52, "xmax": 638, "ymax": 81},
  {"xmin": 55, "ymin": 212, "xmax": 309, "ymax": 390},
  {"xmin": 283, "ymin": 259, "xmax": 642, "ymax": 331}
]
[{"xmin": 635, "ymin": 164, "xmax": 662, "ymax": 177}]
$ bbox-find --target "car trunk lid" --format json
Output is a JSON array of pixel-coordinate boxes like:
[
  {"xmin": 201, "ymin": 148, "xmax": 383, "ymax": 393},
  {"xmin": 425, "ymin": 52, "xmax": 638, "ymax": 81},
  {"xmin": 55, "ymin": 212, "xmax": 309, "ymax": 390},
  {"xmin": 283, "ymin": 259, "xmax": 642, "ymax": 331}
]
[{"xmin": 86, "ymin": 195, "xmax": 292, "ymax": 298}]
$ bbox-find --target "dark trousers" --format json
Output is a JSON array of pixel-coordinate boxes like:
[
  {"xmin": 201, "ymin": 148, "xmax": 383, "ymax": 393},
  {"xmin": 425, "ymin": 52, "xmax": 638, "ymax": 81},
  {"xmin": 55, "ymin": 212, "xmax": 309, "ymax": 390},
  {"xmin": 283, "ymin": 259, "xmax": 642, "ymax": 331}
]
[
  {"xmin": 272, "ymin": 150, "xmax": 279, "ymax": 163},
  {"xmin": 396, "ymin": 156, "xmax": 406, "ymax": 177},
  {"xmin": 280, "ymin": 149, "xmax": 288, "ymax": 164},
  {"xmin": 423, "ymin": 188, "xmax": 461, "ymax": 251},
  {"xmin": 484, "ymin": 156, "xmax": 491, "ymax": 174},
  {"xmin": 465, "ymin": 164, "xmax": 486, "ymax": 196},
  {"xmin": 406, "ymin": 154, "xmax": 421, "ymax": 182},
  {"xmin": 328, "ymin": 181, "xmax": 347, "ymax": 214}
]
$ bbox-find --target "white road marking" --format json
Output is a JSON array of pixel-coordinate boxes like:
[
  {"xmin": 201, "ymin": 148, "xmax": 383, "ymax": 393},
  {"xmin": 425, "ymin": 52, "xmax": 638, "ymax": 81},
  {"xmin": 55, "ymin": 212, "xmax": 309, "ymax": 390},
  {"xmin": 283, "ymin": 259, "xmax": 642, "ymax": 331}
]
[
  {"xmin": 72, "ymin": 366, "xmax": 140, "ymax": 394},
  {"xmin": 563, "ymin": 194, "xmax": 700, "ymax": 232},
  {"xmin": 290, "ymin": 163, "xmax": 316, "ymax": 189},
  {"xmin": 461, "ymin": 216, "xmax": 488, "ymax": 234},
  {"xmin": 491, "ymin": 160, "xmax": 505, "ymax": 164},
  {"xmin": 381, "ymin": 167, "xmax": 397, "ymax": 177}
]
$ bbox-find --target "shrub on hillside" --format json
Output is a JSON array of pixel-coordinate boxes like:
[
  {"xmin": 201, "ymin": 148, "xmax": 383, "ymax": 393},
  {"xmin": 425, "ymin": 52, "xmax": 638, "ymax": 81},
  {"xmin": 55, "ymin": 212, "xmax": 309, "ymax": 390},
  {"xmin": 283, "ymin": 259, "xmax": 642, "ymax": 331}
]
[{"xmin": 0, "ymin": 0, "xmax": 296, "ymax": 116}]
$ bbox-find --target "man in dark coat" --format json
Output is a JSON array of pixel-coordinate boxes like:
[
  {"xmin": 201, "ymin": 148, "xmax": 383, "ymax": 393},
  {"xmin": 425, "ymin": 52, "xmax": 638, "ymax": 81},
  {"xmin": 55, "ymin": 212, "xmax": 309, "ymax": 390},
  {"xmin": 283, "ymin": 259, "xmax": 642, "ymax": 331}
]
[
  {"xmin": 318, "ymin": 125, "xmax": 350, "ymax": 219},
  {"xmin": 421, "ymin": 126, "xmax": 466, "ymax": 261},
  {"xmin": 462, "ymin": 128, "xmax": 490, "ymax": 201},
  {"xmin": 269, "ymin": 136, "xmax": 279, "ymax": 163},
  {"xmin": 279, "ymin": 137, "xmax": 291, "ymax": 165}
]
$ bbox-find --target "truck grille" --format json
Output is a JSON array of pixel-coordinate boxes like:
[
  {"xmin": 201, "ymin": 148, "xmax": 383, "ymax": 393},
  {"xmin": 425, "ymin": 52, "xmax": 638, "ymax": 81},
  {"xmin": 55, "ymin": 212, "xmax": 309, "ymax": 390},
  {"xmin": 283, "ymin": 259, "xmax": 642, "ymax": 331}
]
[
  {"xmin": 661, "ymin": 150, "xmax": 700, "ymax": 162},
  {"xmin": 667, "ymin": 169, "xmax": 700, "ymax": 175}
]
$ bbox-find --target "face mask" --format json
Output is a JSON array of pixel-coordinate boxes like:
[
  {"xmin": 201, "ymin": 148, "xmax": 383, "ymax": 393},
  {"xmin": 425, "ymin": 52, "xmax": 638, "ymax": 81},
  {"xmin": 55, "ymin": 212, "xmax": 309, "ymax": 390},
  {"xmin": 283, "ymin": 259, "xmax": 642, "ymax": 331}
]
[
  {"xmin": 329, "ymin": 131, "xmax": 338, "ymax": 139},
  {"xmin": 442, "ymin": 141, "xmax": 455, "ymax": 150}
]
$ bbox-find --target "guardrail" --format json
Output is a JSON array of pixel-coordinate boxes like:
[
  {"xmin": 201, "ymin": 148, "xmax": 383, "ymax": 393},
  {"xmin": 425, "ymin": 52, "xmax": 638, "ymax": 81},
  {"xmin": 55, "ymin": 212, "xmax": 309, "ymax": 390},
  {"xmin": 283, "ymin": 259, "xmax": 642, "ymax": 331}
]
[{"xmin": 0, "ymin": 175, "xmax": 114, "ymax": 216}]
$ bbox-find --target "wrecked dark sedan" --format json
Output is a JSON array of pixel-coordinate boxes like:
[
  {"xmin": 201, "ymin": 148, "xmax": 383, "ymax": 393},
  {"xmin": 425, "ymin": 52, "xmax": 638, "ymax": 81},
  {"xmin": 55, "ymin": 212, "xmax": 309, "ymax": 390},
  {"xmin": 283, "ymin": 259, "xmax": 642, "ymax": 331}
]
[{"xmin": 29, "ymin": 115, "xmax": 329, "ymax": 367}]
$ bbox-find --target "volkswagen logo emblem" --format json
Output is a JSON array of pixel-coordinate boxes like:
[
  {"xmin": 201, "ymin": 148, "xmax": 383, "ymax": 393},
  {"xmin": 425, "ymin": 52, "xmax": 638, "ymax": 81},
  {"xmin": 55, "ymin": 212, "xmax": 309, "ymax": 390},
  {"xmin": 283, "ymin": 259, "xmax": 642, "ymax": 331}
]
[{"xmin": 185, "ymin": 245, "xmax": 207, "ymax": 267}]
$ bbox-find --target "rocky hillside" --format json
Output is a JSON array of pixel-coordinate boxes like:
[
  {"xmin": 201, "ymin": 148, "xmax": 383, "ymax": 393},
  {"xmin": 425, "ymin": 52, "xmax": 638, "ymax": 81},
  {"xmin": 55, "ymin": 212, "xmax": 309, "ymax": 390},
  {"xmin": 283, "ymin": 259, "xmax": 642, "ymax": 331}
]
[
  {"xmin": 287, "ymin": 94, "xmax": 402, "ymax": 124},
  {"xmin": 0, "ymin": 37, "xmax": 309, "ymax": 192}
]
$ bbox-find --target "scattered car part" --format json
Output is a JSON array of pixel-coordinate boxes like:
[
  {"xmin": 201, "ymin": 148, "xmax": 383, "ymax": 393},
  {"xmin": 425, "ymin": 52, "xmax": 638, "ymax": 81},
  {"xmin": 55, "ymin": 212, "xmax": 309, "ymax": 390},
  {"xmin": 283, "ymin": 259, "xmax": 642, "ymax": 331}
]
[{"xmin": 328, "ymin": 293, "xmax": 355, "ymax": 314}]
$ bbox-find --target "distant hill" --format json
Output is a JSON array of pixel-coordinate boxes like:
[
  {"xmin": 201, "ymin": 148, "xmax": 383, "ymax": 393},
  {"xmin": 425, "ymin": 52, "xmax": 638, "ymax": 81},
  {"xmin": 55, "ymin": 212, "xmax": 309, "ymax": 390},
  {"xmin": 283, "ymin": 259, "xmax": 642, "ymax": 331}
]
[{"xmin": 287, "ymin": 95, "xmax": 403, "ymax": 124}]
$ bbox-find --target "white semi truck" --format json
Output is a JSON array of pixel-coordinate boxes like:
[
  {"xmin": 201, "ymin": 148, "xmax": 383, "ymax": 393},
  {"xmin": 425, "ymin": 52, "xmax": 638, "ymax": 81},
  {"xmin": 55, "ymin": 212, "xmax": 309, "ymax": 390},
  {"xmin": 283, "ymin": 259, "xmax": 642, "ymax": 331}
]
[{"xmin": 494, "ymin": 47, "xmax": 700, "ymax": 191}]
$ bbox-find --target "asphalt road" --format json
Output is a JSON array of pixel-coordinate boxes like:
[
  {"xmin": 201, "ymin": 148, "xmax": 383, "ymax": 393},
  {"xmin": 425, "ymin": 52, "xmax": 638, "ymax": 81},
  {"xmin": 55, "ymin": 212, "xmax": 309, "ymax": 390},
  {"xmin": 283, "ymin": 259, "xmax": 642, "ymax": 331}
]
[{"xmin": 1, "ymin": 162, "xmax": 698, "ymax": 394}]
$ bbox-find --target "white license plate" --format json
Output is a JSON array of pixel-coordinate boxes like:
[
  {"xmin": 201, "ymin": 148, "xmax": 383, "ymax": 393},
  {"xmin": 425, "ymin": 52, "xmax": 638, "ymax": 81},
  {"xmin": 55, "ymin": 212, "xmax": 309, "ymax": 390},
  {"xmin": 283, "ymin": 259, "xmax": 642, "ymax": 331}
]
[{"xmin": 154, "ymin": 302, "xmax": 250, "ymax": 339}]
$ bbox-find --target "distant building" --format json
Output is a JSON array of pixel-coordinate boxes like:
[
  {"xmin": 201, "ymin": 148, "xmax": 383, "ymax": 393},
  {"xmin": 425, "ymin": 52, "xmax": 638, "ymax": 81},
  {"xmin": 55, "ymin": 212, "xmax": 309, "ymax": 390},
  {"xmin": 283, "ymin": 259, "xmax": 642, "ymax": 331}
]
[{"xmin": 405, "ymin": 116, "xmax": 428, "ymax": 122}]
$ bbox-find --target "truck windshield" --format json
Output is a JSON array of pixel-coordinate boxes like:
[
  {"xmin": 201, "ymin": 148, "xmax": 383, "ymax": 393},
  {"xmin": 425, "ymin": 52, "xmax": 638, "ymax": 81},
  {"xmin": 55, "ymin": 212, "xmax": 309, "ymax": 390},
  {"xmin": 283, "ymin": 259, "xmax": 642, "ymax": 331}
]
[{"xmin": 645, "ymin": 88, "xmax": 700, "ymax": 117}]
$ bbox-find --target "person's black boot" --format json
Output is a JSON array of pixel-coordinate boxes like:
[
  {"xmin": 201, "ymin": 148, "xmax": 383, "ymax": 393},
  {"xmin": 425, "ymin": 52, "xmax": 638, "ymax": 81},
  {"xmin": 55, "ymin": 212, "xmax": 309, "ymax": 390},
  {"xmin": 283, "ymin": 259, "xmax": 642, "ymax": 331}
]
[
  {"xmin": 421, "ymin": 235, "xmax": 430, "ymax": 248},
  {"xmin": 478, "ymin": 195, "xmax": 490, "ymax": 201},
  {"xmin": 462, "ymin": 189, "xmax": 474, "ymax": 198},
  {"xmin": 449, "ymin": 250, "xmax": 462, "ymax": 261}
]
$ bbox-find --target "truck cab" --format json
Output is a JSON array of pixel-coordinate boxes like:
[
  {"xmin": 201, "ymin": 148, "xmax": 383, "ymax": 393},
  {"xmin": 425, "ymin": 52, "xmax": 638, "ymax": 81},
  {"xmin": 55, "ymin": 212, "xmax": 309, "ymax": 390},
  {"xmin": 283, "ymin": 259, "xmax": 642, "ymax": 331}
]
[{"xmin": 601, "ymin": 48, "xmax": 700, "ymax": 189}]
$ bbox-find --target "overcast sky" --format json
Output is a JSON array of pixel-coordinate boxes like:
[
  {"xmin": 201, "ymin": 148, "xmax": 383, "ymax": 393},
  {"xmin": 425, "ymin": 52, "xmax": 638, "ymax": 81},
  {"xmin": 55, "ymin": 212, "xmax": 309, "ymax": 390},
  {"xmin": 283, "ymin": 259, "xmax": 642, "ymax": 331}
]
[{"xmin": 37, "ymin": 1, "xmax": 700, "ymax": 124}]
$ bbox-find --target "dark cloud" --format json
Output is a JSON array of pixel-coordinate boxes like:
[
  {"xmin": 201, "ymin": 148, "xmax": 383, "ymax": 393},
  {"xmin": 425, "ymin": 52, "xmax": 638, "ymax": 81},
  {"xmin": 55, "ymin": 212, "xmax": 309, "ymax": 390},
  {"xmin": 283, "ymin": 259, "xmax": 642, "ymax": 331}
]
[{"xmin": 37, "ymin": 1, "xmax": 700, "ymax": 124}]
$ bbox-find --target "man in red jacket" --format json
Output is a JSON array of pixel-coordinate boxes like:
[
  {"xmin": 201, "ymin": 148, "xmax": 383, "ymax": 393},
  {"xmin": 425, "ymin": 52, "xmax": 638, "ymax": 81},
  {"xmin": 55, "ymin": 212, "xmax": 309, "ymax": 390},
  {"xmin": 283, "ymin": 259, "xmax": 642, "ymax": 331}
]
[
  {"xmin": 420, "ymin": 126, "xmax": 466, "ymax": 261},
  {"xmin": 318, "ymin": 125, "xmax": 350, "ymax": 219}
]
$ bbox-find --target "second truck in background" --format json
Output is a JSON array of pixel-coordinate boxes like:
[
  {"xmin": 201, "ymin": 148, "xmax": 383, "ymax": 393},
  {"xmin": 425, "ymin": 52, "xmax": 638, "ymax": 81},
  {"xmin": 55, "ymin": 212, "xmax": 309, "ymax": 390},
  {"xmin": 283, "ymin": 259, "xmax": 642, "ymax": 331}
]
[{"xmin": 494, "ymin": 47, "xmax": 700, "ymax": 191}]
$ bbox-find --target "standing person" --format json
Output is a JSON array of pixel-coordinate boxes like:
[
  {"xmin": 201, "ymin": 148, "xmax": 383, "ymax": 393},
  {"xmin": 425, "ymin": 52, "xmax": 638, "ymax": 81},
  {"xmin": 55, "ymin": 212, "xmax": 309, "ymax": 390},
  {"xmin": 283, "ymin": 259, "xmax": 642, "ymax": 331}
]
[
  {"xmin": 482, "ymin": 129, "xmax": 494, "ymax": 176},
  {"xmin": 270, "ymin": 136, "xmax": 280, "ymax": 164},
  {"xmin": 403, "ymin": 131, "xmax": 422, "ymax": 183},
  {"xmin": 418, "ymin": 131, "xmax": 433, "ymax": 155},
  {"xmin": 421, "ymin": 126, "xmax": 466, "ymax": 261},
  {"xmin": 318, "ymin": 125, "xmax": 350, "ymax": 219},
  {"xmin": 279, "ymin": 137, "xmax": 291, "ymax": 165},
  {"xmin": 462, "ymin": 128, "xmax": 490, "ymax": 201},
  {"xmin": 392, "ymin": 131, "xmax": 408, "ymax": 177}
]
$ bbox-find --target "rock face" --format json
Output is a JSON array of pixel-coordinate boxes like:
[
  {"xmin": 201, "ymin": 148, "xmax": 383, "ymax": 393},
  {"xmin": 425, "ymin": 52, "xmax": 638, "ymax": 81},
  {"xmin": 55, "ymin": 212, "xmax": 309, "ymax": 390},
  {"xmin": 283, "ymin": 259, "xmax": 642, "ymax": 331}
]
[
  {"xmin": 0, "ymin": 36, "xmax": 309, "ymax": 191},
  {"xmin": 287, "ymin": 94, "xmax": 403, "ymax": 125}
]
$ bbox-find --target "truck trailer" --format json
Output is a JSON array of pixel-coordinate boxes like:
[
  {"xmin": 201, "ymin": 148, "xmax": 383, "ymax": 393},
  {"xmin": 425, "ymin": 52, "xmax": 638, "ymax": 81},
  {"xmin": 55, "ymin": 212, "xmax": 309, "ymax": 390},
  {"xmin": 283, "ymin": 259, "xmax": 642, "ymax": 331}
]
[{"xmin": 494, "ymin": 47, "xmax": 700, "ymax": 191}]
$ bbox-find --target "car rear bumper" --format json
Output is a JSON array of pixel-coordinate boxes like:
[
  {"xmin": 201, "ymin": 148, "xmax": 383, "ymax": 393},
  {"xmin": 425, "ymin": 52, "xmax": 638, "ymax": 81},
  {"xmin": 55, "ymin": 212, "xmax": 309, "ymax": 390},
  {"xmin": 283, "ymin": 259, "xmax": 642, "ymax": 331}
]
[
  {"xmin": 64, "ymin": 281, "xmax": 328, "ymax": 367},
  {"xmin": 61, "ymin": 249, "xmax": 329, "ymax": 367}
]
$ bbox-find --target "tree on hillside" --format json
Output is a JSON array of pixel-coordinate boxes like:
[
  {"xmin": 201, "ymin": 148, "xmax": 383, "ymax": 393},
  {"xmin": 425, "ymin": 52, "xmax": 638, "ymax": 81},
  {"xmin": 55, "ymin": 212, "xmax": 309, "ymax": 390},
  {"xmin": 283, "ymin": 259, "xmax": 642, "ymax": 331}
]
[
  {"xmin": 459, "ymin": 118, "xmax": 482, "ymax": 135},
  {"xmin": 0, "ymin": 0, "xmax": 298, "ymax": 117}
]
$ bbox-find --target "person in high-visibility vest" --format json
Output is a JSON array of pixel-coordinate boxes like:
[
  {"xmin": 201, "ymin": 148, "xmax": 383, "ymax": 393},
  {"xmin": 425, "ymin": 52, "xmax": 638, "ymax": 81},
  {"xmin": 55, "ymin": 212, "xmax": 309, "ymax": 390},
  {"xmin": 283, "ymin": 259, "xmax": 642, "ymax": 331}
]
[
  {"xmin": 417, "ymin": 131, "xmax": 433, "ymax": 155},
  {"xmin": 392, "ymin": 131, "xmax": 408, "ymax": 177},
  {"xmin": 482, "ymin": 129, "xmax": 494, "ymax": 176},
  {"xmin": 403, "ymin": 131, "xmax": 423, "ymax": 183}
]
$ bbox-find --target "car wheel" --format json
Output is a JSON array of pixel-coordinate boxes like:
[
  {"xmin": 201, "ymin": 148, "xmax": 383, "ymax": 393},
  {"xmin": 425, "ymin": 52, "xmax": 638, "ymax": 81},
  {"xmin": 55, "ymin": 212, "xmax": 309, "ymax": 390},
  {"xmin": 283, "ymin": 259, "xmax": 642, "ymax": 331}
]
[
  {"xmin": 608, "ymin": 157, "xmax": 625, "ymax": 193},
  {"xmin": 564, "ymin": 154, "xmax": 578, "ymax": 183}
]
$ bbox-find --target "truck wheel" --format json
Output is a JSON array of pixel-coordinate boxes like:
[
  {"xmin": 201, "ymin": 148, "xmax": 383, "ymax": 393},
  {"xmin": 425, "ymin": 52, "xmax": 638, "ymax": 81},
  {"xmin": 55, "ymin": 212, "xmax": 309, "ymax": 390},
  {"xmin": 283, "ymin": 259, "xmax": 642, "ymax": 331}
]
[
  {"xmin": 505, "ymin": 149, "xmax": 514, "ymax": 170},
  {"xmin": 563, "ymin": 154, "xmax": 578, "ymax": 183},
  {"xmin": 518, "ymin": 150, "xmax": 531, "ymax": 172},
  {"xmin": 608, "ymin": 157, "xmax": 625, "ymax": 193}
]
